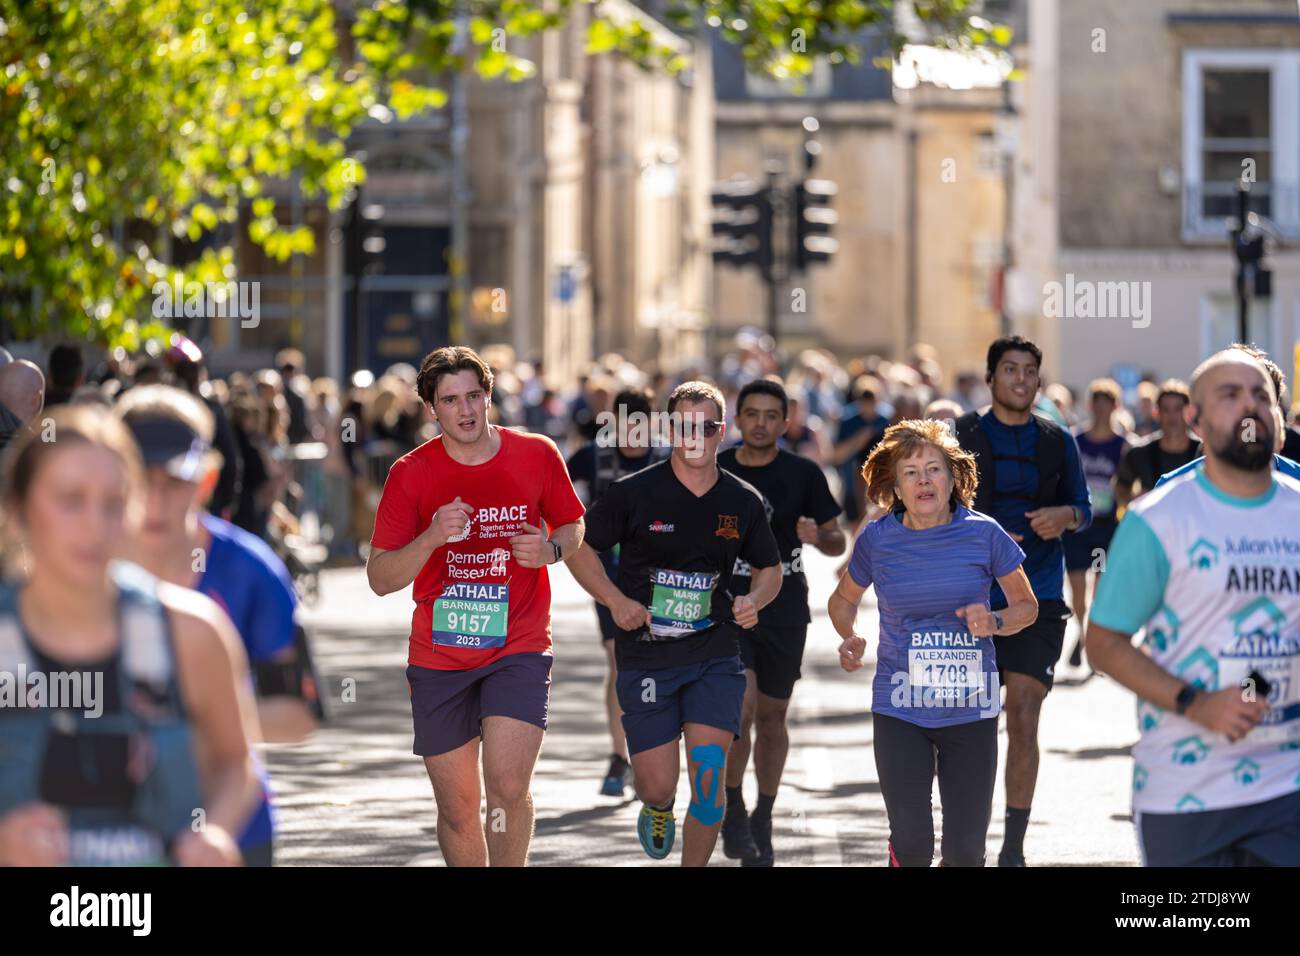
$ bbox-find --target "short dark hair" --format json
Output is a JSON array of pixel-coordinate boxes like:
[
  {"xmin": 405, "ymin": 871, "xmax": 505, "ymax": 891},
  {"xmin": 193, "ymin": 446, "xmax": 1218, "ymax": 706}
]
[
  {"xmin": 736, "ymin": 378, "xmax": 788, "ymax": 418},
  {"xmin": 666, "ymin": 380, "xmax": 725, "ymax": 419},
  {"xmin": 416, "ymin": 346, "xmax": 494, "ymax": 404},
  {"xmin": 1155, "ymin": 378, "xmax": 1191, "ymax": 408},
  {"xmin": 985, "ymin": 335, "xmax": 1043, "ymax": 382},
  {"xmin": 48, "ymin": 344, "xmax": 84, "ymax": 389},
  {"xmin": 612, "ymin": 388, "xmax": 652, "ymax": 420}
]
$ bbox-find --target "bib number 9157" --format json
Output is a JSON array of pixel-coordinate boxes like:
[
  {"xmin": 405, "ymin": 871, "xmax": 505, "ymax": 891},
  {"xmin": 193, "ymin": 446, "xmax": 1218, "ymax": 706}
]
[{"xmin": 432, "ymin": 583, "xmax": 508, "ymax": 649}]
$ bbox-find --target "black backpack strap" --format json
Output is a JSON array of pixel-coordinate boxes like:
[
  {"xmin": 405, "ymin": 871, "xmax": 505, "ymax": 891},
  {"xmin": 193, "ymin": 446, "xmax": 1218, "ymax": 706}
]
[
  {"xmin": 592, "ymin": 444, "xmax": 620, "ymax": 500},
  {"xmin": 955, "ymin": 411, "xmax": 994, "ymax": 515},
  {"xmin": 1033, "ymin": 414, "xmax": 1068, "ymax": 508}
]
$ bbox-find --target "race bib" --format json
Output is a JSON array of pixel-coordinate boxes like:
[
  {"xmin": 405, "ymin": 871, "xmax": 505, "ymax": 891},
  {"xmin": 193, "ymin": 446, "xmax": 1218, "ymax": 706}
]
[
  {"xmin": 1088, "ymin": 477, "xmax": 1115, "ymax": 514},
  {"xmin": 648, "ymin": 569, "xmax": 717, "ymax": 639},
  {"xmin": 69, "ymin": 825, "xmax": 167, "ymax": 867},
  {"xmin": 432, "ymin": 582, "xmax": 509, "ymax": 650},
  {"xmin": 1221, "ymin": 647, "xmax": 1300, "ymax": 745},
  {"xmin": 907, "ymin": 627, "xmax": 984, "ymax": 699}
]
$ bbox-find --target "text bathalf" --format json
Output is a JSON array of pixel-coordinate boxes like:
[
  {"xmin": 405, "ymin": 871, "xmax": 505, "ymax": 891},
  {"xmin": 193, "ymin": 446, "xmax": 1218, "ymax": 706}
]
[
  {"xmin": 440, "ymin": 583, "xmax": 507, "ymax": 601},
  {"xmin": 652, "ymin": 569, "xmax": 715, "ymax": 590}
]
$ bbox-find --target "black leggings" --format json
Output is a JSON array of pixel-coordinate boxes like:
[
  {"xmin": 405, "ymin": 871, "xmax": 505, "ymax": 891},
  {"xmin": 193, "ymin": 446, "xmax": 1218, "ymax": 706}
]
[{"xmin": 873, "ymin": 713, "xmax": 998, "ymax": 867}]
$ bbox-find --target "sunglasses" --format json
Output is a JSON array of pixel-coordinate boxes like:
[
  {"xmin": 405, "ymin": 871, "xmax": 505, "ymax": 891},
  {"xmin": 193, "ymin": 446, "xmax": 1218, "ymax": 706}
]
[{"xmin": 678, "ymin": 419, "xmax": 724, "ymax": 438}]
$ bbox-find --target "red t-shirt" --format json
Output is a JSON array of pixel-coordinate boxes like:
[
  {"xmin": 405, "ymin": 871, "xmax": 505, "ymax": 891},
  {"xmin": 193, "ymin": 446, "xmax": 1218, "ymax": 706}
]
[{"xmin": 370, "ymin": 427, "xmax": 585, "ymax": 671}]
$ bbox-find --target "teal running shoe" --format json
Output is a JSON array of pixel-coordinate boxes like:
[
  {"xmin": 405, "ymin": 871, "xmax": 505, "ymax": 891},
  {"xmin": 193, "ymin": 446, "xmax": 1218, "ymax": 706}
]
[{"xmin": 637, "ymin": 803, "xmax": 676, "ymax": 860}]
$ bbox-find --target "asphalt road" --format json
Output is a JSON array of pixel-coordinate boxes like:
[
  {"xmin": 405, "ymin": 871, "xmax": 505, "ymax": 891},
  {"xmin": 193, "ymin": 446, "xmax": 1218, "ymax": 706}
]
[{"xmin": 270, "ymin": 548, "xmax": 1142, "ymax": 866}]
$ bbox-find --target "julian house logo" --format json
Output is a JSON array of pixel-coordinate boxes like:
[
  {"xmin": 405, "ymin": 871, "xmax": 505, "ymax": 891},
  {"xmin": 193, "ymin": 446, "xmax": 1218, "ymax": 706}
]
[
  {"xmin": 1041, "ymin": 273, "xmax": 1152, "ymax": 329},
  {"xmin": 152, "ymin": 272, "xmax": 260, "ymax": 328},
  {"xmin": 1187, "ymin": 537, "xmax": 1219, "ymax": 571}
]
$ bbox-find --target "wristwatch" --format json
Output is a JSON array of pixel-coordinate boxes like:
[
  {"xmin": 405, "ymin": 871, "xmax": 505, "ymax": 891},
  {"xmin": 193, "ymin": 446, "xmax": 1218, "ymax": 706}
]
[
  {"xmin": 992, "ymin": 611, "xmax": 1004, "ymax": 633},
  {"xmin": 549, "ymin": 540, "xmax": 563, "ymax": 565},
  {"xmin": 1175, "ymin": 683, "xmax": 1200, "ymax": 715}
]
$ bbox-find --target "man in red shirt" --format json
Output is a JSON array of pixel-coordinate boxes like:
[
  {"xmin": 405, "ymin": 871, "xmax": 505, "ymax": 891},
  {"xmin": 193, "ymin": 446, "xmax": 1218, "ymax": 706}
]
[{"xmin": 367, "ymin": 346, "xmax": 585, "ymax": 867}]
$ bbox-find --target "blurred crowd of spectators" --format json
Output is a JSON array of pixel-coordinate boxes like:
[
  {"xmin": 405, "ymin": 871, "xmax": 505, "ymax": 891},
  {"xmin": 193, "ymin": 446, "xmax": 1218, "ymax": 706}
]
[{"xmin": 1, "ymin": 327, "xmax": 1298, "ymax": 566}]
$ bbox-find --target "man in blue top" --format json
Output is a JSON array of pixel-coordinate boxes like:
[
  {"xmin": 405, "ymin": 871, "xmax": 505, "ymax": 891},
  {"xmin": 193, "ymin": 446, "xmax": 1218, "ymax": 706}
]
[
  {"xmin": 954, "ymin": 335, "xmax": 1092, "ymax": 867},
  {"xmin": 1154, "ymin": 344, "xmax": 1300, "ymax": 489},
  {"xmin": 116, "ymin": 385, "xmax": 320, "ymax": 866}
]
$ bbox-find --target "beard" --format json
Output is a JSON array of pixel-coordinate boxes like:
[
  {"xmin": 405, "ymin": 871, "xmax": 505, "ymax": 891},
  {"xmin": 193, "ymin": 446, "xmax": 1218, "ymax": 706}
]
[{"xmin": 1212, "ymin": 416, "xmax": 1275, "ymax": 472}]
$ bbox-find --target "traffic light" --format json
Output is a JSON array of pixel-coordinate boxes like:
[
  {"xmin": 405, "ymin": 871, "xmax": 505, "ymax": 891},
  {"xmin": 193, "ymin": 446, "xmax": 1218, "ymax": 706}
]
[
  {"xmin": 711, "ymin": 179, "xmax": 774, "ymax": 280},
  {"xmin": 794, "ymin": 178, "xmax": 838, "ymax": 270}
]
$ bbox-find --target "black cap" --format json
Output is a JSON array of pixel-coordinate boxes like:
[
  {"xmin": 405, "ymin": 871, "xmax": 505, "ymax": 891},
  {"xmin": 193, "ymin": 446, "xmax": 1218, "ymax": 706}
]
[{"xmin": 125, "ymin": 415, "xmax": 210, "ymax": 481}]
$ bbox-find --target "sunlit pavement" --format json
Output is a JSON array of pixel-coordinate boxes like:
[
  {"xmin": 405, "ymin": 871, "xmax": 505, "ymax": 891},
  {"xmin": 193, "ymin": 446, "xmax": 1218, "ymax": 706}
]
[{"xmin": 272, "ymin": 549, "xmax": 1141, "ymax": 866}]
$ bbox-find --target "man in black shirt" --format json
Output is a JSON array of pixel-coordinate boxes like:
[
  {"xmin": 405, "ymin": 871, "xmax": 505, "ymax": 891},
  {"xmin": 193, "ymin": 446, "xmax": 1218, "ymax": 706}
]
[
  {"xmin": 568, "ymin": 381, "xmax": 782, "ymax": 866},
  {"xmin": 1114, "ymin": 379, "xmax": 1200, "ymax": 507},
  {"xmin": 567, "ymin": 387, "xmax": 667, "ymax": 799},
  {"xmin": 716, "ymin": 379, "xmax": 844, "ymax": 866}
]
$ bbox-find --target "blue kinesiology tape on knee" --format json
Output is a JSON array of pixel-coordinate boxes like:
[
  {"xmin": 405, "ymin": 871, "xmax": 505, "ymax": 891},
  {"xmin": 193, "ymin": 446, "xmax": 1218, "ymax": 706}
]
[{"xmin": 688, "ymin": 744, "xmax": 725, "ymax": 826}]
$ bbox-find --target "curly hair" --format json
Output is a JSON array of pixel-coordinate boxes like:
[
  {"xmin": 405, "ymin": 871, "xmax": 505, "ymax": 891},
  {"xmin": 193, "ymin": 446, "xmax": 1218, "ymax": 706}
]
[{"xmin": 861, "ymin": 418, "xmax": 978, "ymax": 511}]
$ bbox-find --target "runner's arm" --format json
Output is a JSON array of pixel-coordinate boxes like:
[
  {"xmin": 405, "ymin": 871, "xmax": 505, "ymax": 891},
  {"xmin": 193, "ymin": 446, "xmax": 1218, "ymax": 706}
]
[
  {"xmin": 549, "ymin": 517, "xmax": 585, "ymax": 562},
  {"xmin": 811, "ymin": 518, "xmax": 846, "ymax": 556},
  {"xmin": 367, "ymin": 532, "xmax": 440, "ymax": 596},
  {"xmin": 990, "ymin": 566, "xmax": 1037, "ymax": 635},
  {"xmin": 745, "ymin": 563, "xmax": 782, "ymax": 613},
  {"xmin": 1085, "ymin": 622, "xmax": 1184, "ymax": 710},
  {"xmin": 567, "ymin": 542, "xmax": 625, "ymax": 609},
  {"xmin": 165, "ymin": 589, "xmax": 262, "ymax": 858},
  {"xmin": 828, "ymin": 572, "xmax": 867, "ymax": 641}
]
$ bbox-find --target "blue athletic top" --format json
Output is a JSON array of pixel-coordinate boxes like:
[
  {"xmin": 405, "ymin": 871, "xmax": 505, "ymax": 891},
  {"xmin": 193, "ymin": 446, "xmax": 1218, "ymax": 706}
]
[
  {"xmin": 977, "ymin": 412, "xmax": 1091, "ymax": 605},
  {"xmin": 195, "ymin": 513, "xmax": 299, "ymax": 850},
  {"xmin": 848, "ymin": 507, "xmax": 1025, "ymax": 727}
]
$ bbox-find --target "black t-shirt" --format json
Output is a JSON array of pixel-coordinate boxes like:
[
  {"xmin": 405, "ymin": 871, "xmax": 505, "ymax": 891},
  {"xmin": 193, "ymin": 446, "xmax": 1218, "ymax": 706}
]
[
  {"xmin": 582, "ymin": 459, "xmax": 781, "ymax": 670},
  {"xmin": 1283, "ymin": 426, "xmax": 1300, "ymax": 464},
  {"xmin": 1116, "ymin": 432, "xmax": 1201, "ymax": 495},
  {"xmin": 566, "ymin": 443, "xmax": 664, "ymax": 502},
  {"xmin": 716, "ymin": 448, "xmax": 842, "ymax": 627}
]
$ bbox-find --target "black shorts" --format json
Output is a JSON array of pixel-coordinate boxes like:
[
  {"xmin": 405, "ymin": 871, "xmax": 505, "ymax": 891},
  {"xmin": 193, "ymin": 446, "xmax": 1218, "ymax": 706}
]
[
  {"xmin": 737, "ymin": 624, "xmax": 808, "ymax": 700},
  {"xmin": 995, "ymin": 598, "xmax": 1070, "ymax": 691},
  {"xmin": 407, "ymin": 653, "xmax": 552, "ymax": 756}
]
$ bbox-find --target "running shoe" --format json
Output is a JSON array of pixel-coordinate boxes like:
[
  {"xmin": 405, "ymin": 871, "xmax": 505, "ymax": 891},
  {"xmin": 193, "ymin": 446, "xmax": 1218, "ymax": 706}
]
[
  {"xmin": 1068, "ymin": 638, "xmax": 1084, "ymax": 669},
  {"xmin": 721, "ymin": 804, "xmax": 759, "ymax": 861},
  {"xmin": 742, "ymin": 813, "xmax": 774, "ymax": 867},
  {"xmin": 600, "ymin": 754, "xmax": 630, "ymax": 797},
  {"xmin": 638, "ymin": 804, "xmax": 676, "ymax": 860},
  {"xmin": 997, "ymin": 848, "xmax": 1027, "ymax": 867}
]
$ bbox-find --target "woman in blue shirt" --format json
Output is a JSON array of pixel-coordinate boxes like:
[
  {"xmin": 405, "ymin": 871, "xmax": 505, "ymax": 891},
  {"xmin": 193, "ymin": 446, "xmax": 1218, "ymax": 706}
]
[{"xmin": 828, "ymin": 419, "xmax": 1038, "ymax": 867}]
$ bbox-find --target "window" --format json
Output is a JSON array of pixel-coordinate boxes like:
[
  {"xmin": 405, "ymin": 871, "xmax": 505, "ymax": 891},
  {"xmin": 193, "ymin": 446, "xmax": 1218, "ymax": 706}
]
[
  {"xmin": 1183, "ymin": 49, "xmax": 1300, "ymax": 241},
  {"xmin": 1201, "ymin": 71, "xmax": 1270, "ymax": 219},
  {"xmin": 743, "ymin": 59, "xmax": 832, "ymax": 99},
  {"xmin": 1201, "ymin": 293, "xmax": 1274, "ymax": 360}
]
